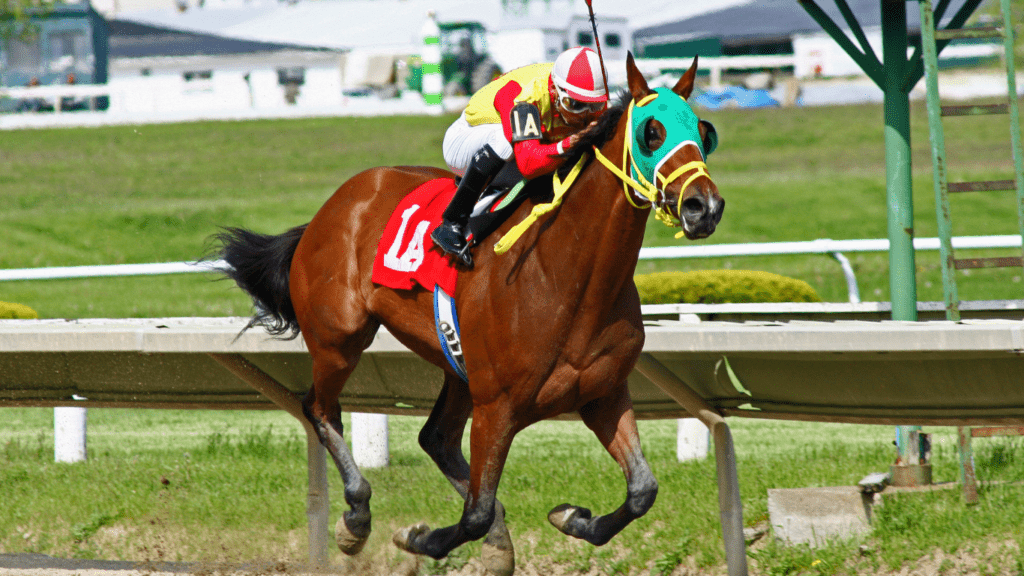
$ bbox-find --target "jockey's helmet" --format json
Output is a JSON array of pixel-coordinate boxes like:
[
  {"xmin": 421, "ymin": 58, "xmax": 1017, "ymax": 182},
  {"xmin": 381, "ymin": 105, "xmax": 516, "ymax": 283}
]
[{"xmin": 551, "ymin": 47, "xmax": 608, "ymax": 115}]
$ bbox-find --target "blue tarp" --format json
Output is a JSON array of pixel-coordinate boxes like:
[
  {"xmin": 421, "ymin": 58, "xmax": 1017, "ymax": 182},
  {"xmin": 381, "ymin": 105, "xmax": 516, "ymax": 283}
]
[{"xmin": 694, "ymin": 86, "xmax": 780, "ymax": 110}]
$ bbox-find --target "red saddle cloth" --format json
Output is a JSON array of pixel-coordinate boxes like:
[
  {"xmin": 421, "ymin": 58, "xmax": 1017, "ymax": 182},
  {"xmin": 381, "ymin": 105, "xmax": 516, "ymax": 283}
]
[{"xmin": 372, "ymin": 177, "xmax": 459, "ymax": 295}]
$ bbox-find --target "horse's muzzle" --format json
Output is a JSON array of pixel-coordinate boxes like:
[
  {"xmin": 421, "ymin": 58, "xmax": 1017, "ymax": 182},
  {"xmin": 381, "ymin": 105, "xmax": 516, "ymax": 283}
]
[{"xmin": 678, "ymin": 184, "xmax": 724, "ymax": 240}]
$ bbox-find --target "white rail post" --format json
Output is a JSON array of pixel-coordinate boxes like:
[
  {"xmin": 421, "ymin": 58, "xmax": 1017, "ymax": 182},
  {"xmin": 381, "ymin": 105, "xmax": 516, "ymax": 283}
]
[
  {"xmin": 677, "ymin": 417, "xmax": 710, "ymax": 461},
  {"xmin": 420, "ymin": 11, "xmax": 443, "ymax": 115},
  {"xmin": 54, "ymin": 407, "xmax": 87, "ymax": 463},
  {"xmin": 351, "ymin": 413, "xmax": 389, "ymax": 468}
]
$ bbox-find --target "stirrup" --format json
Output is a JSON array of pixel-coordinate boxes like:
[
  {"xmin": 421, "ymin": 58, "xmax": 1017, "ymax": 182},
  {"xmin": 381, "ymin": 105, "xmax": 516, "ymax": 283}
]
[
  {"xmin": 431, "ymin": 222, "xmax": 474, "ymax": 268},
  {"xmin": 453, "ymin": 243, "xmax": 474, "ymax": 268}
]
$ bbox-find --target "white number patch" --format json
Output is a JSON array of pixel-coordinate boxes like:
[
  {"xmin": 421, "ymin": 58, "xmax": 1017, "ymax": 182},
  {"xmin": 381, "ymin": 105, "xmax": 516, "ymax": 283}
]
[
  {"xmin": 510, "ymin": 102, "xmax": 542, "ymax": 142},
  {"xmin": 383, "ymin": 204, "xmax": 431, "ymax": 272}
]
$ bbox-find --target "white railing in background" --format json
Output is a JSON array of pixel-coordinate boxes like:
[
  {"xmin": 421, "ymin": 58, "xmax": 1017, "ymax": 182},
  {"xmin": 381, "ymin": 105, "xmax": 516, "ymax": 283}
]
[
  {"xmin": 1, "ymin": 84, "xmax": 111, "ymax": 113},
  {"xmin": 4, "ymin": 235, "xmax": 1021, "ymax": 304},
  {"xmin": 0, "ymin": 260, "xmax": 225, "ymax": 281},
  {"xmin": 639, "ymin": 234, "xmax": 1022, "ymax": 304}
]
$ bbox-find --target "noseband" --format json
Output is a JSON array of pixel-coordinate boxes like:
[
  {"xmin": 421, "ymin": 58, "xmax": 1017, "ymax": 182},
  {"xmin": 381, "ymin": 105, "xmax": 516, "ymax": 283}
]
[{"xmin": 592, "ymin": 89, "xmax": 712, "ymax": 238}]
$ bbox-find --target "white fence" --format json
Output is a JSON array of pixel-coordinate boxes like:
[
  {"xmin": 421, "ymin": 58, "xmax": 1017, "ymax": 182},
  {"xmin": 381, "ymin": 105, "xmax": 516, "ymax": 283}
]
[{"xmin": 3, "ymin": 234, "xmax": 1021, "ymax": 304}]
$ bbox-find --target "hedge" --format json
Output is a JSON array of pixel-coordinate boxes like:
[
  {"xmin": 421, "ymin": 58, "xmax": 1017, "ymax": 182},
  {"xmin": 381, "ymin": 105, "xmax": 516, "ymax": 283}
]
[
  {"xmin": 635, "ymin": 270, "xmax": 822, "ymax": 305},
  {"xmin": 0, "ymin": 301, "xmax": 39, "ymax": 319}
]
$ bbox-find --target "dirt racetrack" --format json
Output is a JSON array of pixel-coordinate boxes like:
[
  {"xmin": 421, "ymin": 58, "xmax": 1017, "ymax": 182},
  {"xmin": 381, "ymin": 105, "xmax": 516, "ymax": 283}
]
[{"xmin": 5, "ymin": 550, "xmax": 1021, "ymax": 576}]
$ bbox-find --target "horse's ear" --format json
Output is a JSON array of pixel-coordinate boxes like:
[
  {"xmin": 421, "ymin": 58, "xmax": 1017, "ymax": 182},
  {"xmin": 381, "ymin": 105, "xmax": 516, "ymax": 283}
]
[
  {"xmin": 626, "ymin": 51, "xmax": 652, "ymax": 102},
  {"xmin": 671, "ymin": 56, "xmax": 699, "ymax": 99}
]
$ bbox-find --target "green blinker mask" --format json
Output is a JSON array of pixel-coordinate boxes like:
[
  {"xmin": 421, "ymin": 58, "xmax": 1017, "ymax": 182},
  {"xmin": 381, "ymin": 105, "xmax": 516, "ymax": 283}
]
[{"xmin": 629, "ymin": 87, "xmax": 715, "ymax": 187}]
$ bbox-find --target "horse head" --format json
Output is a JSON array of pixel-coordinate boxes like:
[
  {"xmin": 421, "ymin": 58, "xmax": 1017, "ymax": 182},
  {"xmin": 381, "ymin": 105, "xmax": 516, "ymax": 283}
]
[{"xmin": 609, "ymin": 53, "xmax": 724, "ymax": 240}]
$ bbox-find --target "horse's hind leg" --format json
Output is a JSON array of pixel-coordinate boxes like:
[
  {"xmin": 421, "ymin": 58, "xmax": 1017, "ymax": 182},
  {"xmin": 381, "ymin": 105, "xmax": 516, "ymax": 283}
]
[
  {"xmin": 414, "ymin": 375, "xmax": 514, "ymax": 576},
  {"xmin": 548, "ymin": 384, "xmax": 658, "ymax": 546},
  {"xmin": 394, "ymin": 400, "xmax": 515, "ymax": 565},
  {"xmin": 302, "ymin": 342, "xmax": 376, "ymax": 555}
]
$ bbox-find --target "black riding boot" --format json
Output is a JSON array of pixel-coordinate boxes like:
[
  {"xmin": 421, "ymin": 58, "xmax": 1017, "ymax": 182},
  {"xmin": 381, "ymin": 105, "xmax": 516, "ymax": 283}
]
[{"xmin": 431, "ymin": 144, "xmax": 505, "ymax": 268}]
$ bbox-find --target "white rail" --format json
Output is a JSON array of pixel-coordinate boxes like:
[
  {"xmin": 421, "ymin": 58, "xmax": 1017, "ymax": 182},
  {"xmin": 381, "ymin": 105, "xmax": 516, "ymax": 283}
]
[
  {"xmin": 639, "ymin": 234, "xmax": 1022, "ymax": 303},
  {"xmin": 1, "ymin": 84, "xmax": 111, "ymax": 113},
  {"xmin": 3, "ymin": 235, "xmax": 1020, "ymax": 304},
  {"xmin": 0, "ymin": 260, "xmax": 225, "ymax": 281}
]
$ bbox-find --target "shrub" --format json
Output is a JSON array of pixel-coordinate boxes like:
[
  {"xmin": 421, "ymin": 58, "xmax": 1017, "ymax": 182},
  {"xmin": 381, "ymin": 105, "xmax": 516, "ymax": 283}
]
[
  {"xmin": 0, "ymin": 301, "xmax": 39, "ymax": 319},
  {"xmin": 635, "ymin": 270, "xmax": 822, "ymax": 305}
]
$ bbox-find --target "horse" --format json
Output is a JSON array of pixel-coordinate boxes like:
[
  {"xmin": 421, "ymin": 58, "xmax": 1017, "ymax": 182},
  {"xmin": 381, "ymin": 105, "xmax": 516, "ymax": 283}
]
[{"xmin": 215, "ymin": 53, "xmax": 723, "ymax": 575}]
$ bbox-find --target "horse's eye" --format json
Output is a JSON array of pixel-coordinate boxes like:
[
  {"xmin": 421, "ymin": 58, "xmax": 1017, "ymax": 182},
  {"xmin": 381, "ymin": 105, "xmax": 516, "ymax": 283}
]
[{"xmin": 644, "ymin": 119, "xmax": 665, "ymax": 152}]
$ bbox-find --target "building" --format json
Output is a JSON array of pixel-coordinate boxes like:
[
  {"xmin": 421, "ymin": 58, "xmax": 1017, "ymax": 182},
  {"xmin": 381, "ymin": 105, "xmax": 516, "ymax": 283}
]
[
  {"xmin": 1, "ymin": 2, "xmax": 109, "ymax": 88},
  {"xmin": 107, "ymin": 19, "xmax": 345, "ymax": 112},
  {"xmin": 632, "ymin": 0, "xmax": 996, "ymax": 78}
]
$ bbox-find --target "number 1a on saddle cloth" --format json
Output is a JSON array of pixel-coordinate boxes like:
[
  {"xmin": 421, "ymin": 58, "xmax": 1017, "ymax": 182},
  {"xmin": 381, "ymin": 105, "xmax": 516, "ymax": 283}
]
[{"xmin": 371, "ymin": 168, "xmax": 531, "ymax": 295}]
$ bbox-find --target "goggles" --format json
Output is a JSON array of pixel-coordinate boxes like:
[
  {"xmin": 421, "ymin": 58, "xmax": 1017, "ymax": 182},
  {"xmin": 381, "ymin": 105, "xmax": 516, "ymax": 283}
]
[{"xmin": 555, "ymin": 84, "xmax": 605, "ymax": 115}]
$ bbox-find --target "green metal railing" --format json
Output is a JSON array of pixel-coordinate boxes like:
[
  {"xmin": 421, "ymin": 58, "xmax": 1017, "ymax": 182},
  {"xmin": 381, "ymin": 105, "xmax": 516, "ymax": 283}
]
[
  {"xmin": 919, "ymin": 0, "xmax": 1024, "ymax": 322},
  {"xmin": 919, "ymin": 0, "xmax": 1024, "ymax": 503}
]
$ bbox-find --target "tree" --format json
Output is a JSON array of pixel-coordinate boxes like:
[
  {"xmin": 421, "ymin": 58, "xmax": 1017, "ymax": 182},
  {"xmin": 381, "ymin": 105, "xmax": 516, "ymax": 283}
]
[{"xmin": 1, "ymin": 0, "xmax": 58, "ymax": 41}]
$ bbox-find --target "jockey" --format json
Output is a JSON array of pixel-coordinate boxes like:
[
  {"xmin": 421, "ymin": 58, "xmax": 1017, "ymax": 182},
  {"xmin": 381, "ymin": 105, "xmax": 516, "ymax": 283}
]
[{"xmin": 431, "ymin": 46, "xmax": 609, "ymax": 267}]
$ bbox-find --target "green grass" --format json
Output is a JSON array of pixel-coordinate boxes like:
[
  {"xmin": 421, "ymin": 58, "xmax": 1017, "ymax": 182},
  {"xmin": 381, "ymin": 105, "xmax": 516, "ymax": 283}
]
[
  {"xmin": 2, "ymin": 409, "xmax": 1024, "ymax": 574},
  {"xmin": 2, "ymin": 101, "xmax": 1024, "ymax": 573},
  {"xmin": 2, "ymin": 100, "xmax": 1023, "ymax": 317}
]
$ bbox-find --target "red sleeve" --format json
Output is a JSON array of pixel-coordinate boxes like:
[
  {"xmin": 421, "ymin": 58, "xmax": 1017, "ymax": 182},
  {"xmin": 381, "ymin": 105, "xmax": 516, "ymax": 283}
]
[
  {"xmin": 493, "ymin": 80, "xmax": 572, "ymax": 179},
  {"xmin": 512, "ymin": 138, "xmax": 571, "ymax": 179},
  {"xmin": 494, "ymin": 80, "xmax": 524, "ymax": 142}
]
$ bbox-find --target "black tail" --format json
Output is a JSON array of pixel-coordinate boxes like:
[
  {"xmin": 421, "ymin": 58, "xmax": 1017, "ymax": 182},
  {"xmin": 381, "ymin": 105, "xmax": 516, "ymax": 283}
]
[{"xmin": 213, "ymin": 225, "xmax": 307, "ymax": 339}]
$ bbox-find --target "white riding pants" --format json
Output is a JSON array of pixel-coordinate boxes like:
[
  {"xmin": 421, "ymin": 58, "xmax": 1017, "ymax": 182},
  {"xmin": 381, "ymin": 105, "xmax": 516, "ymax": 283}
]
[{"xmin": 442, "ymin": 112, "xmax": 514, "ymax": 176}]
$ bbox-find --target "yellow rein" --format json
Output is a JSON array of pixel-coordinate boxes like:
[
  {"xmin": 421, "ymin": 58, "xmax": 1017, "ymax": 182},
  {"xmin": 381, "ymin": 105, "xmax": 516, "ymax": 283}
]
[
  {"xmin": 493, "ymin": 153, "xmax": 588, "ymax": 255},
  {"xmin": 591, "ymin": 97, "xmax": 711, "ymax": 239},
  {"xmin": 493, "ymin": 96, "xmax": 712, "ymax": 253}
]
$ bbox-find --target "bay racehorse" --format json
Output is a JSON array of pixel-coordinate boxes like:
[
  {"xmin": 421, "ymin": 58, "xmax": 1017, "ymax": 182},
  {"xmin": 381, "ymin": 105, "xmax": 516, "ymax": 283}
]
[{"xmin": 215, "ymin": 53, "xmax": 722, "ymax": 575}]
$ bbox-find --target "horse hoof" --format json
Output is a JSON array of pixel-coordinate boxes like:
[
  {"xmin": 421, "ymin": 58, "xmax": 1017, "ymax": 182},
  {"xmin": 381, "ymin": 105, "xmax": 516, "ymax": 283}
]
[
  {"xmin": 547, "ymin": 504, "xmax": 592, "ymax": 536},
  {"xmin": 335, "ymin": 516, "xmax": 369, "ymax": 555},
  {"xmin": 481, "ymin": 541, "xmax": 515, "ymax": 576},
  {"xmin": 392, "ymin": 521, "xmax": 430, "ymax": 555}
]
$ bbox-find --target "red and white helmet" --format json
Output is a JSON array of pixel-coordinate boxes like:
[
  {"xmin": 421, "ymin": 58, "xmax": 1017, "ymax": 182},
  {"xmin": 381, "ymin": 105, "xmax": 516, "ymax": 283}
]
[{"xmin": 551, "ymin": 46, "xmax": 608, "ymax": 103}]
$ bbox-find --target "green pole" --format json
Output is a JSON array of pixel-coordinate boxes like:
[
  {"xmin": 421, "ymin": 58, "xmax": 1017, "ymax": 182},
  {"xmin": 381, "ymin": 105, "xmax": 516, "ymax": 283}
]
[
  {"xmin": 882, "ymin": 0, "xmax": 917, "ymax": 322},
  {"xmin": 882, "ymin": 0, "xmax": 922, "ymax": 474}
]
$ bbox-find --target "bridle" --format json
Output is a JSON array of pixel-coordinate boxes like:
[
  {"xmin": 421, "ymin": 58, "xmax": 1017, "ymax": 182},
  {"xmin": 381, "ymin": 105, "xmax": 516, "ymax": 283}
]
[
  {"xmin": 592, "ymin": 90, "xmax": 712, "ymax": 239},
  {"xmin": 493, "ymin": 89, "xmax": 715, "ymax": 254}
]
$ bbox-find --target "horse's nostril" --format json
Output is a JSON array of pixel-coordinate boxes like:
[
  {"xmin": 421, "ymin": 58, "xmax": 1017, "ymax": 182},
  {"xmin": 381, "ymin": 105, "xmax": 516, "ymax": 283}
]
[{"xmin": 682, "ymin": 197, "xmax": 706, "ymax": 217}]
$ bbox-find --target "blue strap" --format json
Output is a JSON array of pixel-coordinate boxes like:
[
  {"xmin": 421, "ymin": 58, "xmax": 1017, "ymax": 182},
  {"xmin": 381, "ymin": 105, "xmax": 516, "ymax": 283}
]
[{"xmin": 433, "ymin": 286, "xmax": 468, "ymax": 382}]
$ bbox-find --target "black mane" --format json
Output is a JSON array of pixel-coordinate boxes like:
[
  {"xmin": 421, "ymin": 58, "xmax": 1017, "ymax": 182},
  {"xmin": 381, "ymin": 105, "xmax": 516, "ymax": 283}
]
[{"xmin": 556, "ymin": 89, "xmax": 630, "ymax": 179}]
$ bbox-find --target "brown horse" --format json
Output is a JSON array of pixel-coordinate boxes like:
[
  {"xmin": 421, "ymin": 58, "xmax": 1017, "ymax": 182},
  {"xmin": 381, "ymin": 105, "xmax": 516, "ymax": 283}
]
[{"xmin": 216, "ymin": 54, "xmax": 722, "ymax": 575}]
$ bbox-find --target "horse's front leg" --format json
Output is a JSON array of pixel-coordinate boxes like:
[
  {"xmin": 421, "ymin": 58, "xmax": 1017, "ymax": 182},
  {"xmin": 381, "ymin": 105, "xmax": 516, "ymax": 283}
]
[
  {"xmin": 394, "ymin": 401, "xmax": 515, "ymax": 563},
  {"xmin": 302, "ymin": 352, "xmax": 373, "ymax": 555},
  {"xmin": 415, "ymin": 375, "xmax": 515, "ymax": 576},
  {"xmin": 548, "ymin": 384, "xmax": 658, "ymax": 546}
]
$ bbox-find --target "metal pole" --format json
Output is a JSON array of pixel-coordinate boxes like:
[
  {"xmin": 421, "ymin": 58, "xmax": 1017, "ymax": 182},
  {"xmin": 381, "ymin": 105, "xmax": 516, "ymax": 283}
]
[
  {"xmin": 635, "ymin": 354, "xmax": 747, "ymax": 576},
  {"xmin": 918, "ymin": 0, "xmax": 961, "ymax": 321},
  {"xmin": 305, "ymin": 431, "xmax": 331, "ymax": 566},
  {"xmin": 882, "ymin": 0, "xmax": 922, "ymax": 470},
  {"xmin": 712, "ymin": 421, "xmax": 745, "ymax": 574},
  {"xmin": 1001, "ymin": 0, "xmax": 1024, "ymax": 273},
  {"xmin": 208, "ymin": 353, "xmax": 330, "ymax": 567},
  {"xmin": 882, "ymin": 0, "xmax": 917, "ymax": 322}
]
